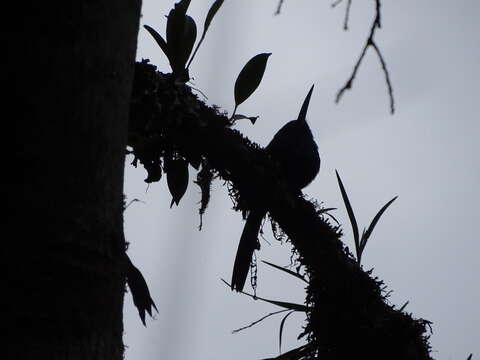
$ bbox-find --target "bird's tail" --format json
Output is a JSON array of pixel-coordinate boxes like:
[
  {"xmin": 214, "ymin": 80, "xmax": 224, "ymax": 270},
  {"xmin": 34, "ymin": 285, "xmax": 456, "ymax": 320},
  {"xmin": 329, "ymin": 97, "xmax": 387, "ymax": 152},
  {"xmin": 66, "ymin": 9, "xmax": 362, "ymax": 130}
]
[{"xmin": 231, "ymin": 208, "xmax": 266, "ymax": 292}]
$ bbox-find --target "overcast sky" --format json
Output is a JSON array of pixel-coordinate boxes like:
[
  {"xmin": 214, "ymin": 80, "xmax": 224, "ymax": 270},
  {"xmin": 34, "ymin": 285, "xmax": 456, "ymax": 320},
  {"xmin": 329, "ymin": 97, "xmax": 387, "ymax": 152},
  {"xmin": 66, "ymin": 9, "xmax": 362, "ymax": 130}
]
[{"xmin": 123, "ymin": 1, "xmax": 479, "ymax": 359}]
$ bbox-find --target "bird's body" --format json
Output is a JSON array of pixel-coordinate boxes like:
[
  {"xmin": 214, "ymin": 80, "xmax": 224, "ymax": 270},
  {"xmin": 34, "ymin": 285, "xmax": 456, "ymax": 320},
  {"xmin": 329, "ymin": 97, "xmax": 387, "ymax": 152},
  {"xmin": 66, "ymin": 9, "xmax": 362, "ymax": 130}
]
[
  {"xmin": 266, "ymin": 119, "xmax": 320, "ymax": 190},
  {"xmin": 231, "ymin": 85, "xmax": 320, "ymax": 291}
]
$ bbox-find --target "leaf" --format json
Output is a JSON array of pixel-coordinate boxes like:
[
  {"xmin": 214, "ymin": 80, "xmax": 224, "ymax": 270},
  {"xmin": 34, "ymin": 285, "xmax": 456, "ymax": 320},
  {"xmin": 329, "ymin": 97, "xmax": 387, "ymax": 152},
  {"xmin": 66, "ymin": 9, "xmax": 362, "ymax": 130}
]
[
  {"xmin": 232, "ymin": 113, "xmax": 259, "ymax": 124},
  {"xmin": 221, "ymin": 279, "xmax": 308, "ymax": 312},
  {"xmin": 335, "ymin": 170, "xmax": 360, "ymax": 259},
  {"xmin": 262, "ymin": 260, "xmax": 308, "ymax": 283},
  {"xmin": 317, "ymin": 207, "xmax": 337, "ymax": 213},
  {"xmin": 233, "ymin": 53, "xmax": 271, "ymax": 116},
  {"xmin": 466, "ymin": 354, "xmax": 472, "ymax": 360},
  {"xmin": 143, "ymin": 25, "xmax": 171, "ymax": 64},
  {"xmin": 125, "ymin": 255, "xmax": 158, "ymax": 326},
  {"xmin": 279, "ymin": 310, "xmax": 295, "ymax": 354},
  {"xmin": 166, "ymin": 0, "xmax": 195, "ymax": 78},
  {"xmin": 204, "ymin": 0, "xmax": 224, "ymax": 35},
  {"xmin": 257, "ymin": 298, "xmax": 307, "ymax": 312},
  {"xmin": 166, "ymin": 0, "xmax": 191, "ymax": 48},
  {"xmin": 166, "ymin": 157, "xmax": 189, "ymax": 207},
  {"xmin": 360, "ymin": 196, "xmax": 398, "ymax": 252},
  {"xmin": 181, "ymin": 16, "xmax": 197, "ymax": 70},
  {"xmin": 187, "ymin": 0, "xmax": 224, "ymax": 69}
]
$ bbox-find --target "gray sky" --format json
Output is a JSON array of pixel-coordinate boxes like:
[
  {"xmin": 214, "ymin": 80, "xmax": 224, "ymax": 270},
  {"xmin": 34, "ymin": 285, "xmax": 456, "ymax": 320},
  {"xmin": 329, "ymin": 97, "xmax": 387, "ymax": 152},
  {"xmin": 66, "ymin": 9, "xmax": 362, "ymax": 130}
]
[{"xmin": 124, "ymin": 1, "xmax": 480, "ymax": 359}]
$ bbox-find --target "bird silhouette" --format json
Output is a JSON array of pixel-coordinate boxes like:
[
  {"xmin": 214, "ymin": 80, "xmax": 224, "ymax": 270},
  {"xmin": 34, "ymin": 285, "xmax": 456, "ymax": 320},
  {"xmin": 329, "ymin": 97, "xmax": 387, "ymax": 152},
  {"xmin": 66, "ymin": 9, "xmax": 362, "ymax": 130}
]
[{"xmin": 231, "ymin": 85, "xmax": 320, "ymax": 291}]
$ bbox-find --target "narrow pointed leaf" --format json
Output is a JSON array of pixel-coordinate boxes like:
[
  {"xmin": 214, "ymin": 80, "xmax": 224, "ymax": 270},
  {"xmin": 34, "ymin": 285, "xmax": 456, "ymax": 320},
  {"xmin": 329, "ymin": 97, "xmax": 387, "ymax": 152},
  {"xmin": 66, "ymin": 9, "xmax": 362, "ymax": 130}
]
[
  {"xmin": 279, "ymin": 310, "xmax": 295, "ymax": 354},
  {"xmin": 221, "ymin": 279, "xmax": 308, "ymax": 312},
  {"xmin": 363, "ymin": 196, "xmax": 398, "ymax": 243},
  {"xmin": 317, "ymin": 207, "xmax": 337, "ymax": 213},
  {"xmin": 204, "ymin": 0, "xmax": 224, "ymax": 34},
  {"xmin": 234, "ymin": 53, "xmax": 271, "ymax": 110},
  {"xmin": 335, "ymin": 170, "xmax": 360, "ymax": 256},
  {"xmin": 262, "ymin": 260, "xmax": 307, "ymax": 283},
  {"xmin": 297, "ymin": 84, "xmax": 314, "ymax": 122},
  {"xmin": 166, "ymin": 158, "xmax": 189, "ymax": 207},
  {"xmin": 125, "ymin": 255, "xmax": 158, "ymax": 326},
  {"xmin": 257, "ymin": 298, "xmax": 307, "ymax": 312},
  {"xmin": 466, "ymin": 354, "xmax": 472, "ymax": 360},
  {"xmin": 187, "ymin": 0, "xmax": 224, "ymax": 69},
  {"xmin": 143, "ymin": 25, "xmax": 171, "ymax": 64},
  {"xmin": 232, "ymin": 113, "xmax": 259, "ymax": 124},
  {"xmin": 359, "ymin": 227, "xmax": 367, "ymax": 252}
]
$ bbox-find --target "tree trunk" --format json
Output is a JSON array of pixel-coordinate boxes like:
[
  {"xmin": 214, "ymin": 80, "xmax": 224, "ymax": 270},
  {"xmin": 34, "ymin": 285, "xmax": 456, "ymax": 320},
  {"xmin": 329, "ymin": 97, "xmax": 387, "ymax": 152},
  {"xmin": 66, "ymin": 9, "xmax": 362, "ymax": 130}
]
[{"xmin": 3, "ymin": 1, "xmax": 141, "ymax": 359}]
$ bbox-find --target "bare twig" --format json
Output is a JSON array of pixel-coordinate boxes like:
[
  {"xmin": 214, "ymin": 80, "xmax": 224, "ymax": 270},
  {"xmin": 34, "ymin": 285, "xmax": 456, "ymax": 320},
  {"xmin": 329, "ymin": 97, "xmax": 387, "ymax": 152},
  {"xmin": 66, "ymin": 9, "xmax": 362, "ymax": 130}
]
[
  {"xmin": 331, "ymin": 0, "xmax": 352, "ymax": 30},
  {"xmin": 335, "ymin": 0, "xmax": 395, "ymax": 114},
  {"xmin": 371, "ymin": 41, "xmax": 395, "ymax": 114},
  {"xmin": 331, "ymin": 0, "xmax": 344, "ymax": 8},
  {"xmin": 274, "ymin": 0, "xmax": 285, "ymax": 15},
  {"xmin": 343, "ymin": 0, "xmax": 352, "ymax": 30}
]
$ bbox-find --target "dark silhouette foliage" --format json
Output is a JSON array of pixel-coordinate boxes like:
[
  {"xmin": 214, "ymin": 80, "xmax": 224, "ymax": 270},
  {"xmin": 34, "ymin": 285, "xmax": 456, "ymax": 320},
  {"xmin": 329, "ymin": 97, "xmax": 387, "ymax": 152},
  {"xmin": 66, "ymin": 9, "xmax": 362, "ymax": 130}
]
[
  {"xmin": 128, "ymin": 60, "xmax": 433, "ymax": 359},
  {"xmin": 127, "ymin": 0, "xmax": 435, "ymax": 358}
]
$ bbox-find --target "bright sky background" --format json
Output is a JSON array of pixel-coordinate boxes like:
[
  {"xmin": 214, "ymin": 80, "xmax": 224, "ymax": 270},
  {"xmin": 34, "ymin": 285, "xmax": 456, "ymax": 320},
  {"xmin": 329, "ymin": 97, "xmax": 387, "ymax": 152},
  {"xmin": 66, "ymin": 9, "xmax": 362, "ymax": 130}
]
[{"xmin": 124, "ymin": 1, "xmax": 479, "ymax": 359}]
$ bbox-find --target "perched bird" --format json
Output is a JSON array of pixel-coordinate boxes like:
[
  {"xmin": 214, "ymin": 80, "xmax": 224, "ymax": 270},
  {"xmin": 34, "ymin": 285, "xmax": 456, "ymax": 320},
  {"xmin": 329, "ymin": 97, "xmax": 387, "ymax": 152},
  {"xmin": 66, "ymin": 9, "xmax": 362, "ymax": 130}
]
[{"xmin": 231, "ymin": 85, "xmax": 320, "ymax": 291}]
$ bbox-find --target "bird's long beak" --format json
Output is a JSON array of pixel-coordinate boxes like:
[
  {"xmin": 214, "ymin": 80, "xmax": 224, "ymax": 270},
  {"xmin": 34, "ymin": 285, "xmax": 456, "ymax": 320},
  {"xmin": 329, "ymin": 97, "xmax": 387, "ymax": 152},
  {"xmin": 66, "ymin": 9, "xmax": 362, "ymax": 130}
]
[{"xmin": 297, "ymin": 84, "xmax": 315, "ymax": 122}]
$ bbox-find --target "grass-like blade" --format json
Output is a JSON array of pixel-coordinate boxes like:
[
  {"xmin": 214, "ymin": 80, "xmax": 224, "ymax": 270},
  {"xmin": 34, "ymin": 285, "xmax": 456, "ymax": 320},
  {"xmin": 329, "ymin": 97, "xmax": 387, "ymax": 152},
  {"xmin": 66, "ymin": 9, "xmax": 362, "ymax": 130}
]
[
  {"xmin": 221, "ymin": 279, "xmax": 308, "ymax": 312},
  {"xmin": 360, "ymin": 196, "xmax": 398, "ymax": 252},
  {"xmin": 335, "ymin": 170, "xmax": 360, "ymax": 258},
  {"xmin": 262, "ymin": 260, "xmax": 308, "ymax": 283},
  {"xmin": 279, "ymin": 310, "xmax": 295, "ymax": 354}
]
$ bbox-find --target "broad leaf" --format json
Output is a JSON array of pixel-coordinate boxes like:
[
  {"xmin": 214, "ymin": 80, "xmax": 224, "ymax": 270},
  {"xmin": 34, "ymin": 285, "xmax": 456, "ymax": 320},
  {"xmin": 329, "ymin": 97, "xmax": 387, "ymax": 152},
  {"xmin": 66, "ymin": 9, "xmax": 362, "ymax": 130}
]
[
  {"xmin": 166, "ymin": 0, "xmax": 195, "ymax": 78},
  {"xmin": 143, "ymin": 25, "xmax": 171, "ymax": 64},
  {"xmin": 166, "ymin": 157, "xmax": 189, "ymax": 207},
  {"xmin": 233, "ymin": 53, "xmax": 271, "ymax": 116}
]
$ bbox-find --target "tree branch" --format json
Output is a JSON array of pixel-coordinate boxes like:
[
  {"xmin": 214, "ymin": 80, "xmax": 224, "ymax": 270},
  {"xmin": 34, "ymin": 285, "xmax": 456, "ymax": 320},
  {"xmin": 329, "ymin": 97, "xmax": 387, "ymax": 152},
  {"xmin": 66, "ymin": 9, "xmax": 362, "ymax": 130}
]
[
  {"xmin": 335, "ymin": 0, "xmax": 395, "ymax": 114},
  {"xmin": 129, "ymin": 60, "xmax": 431, "ymax": 359}
]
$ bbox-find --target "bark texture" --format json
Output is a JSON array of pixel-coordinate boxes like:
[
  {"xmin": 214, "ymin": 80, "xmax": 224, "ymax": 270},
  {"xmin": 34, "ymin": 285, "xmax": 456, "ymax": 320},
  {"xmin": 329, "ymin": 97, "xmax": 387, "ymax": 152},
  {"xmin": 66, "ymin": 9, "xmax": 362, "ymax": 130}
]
[{"xmin": 3, "ymin": 1, "xmax": 141, "ymax": 359}]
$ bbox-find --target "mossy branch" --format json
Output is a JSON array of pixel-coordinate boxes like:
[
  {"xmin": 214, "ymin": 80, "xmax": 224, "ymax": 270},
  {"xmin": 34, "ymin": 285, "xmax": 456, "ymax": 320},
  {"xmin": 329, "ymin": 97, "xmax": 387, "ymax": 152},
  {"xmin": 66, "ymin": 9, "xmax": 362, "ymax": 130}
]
[{"xmin": 128, "ymin": 60, "xmax": 432, "ymax": 359}]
